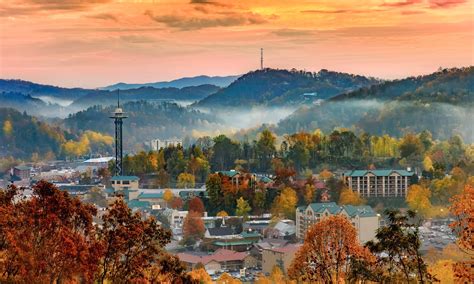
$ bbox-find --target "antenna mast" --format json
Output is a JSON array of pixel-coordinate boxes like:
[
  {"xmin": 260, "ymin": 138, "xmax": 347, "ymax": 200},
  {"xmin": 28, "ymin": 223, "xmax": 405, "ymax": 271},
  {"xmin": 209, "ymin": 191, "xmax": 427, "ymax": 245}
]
[{"xmin": 260, "ymin": 48, "xmax": 264, "ymax": 70}]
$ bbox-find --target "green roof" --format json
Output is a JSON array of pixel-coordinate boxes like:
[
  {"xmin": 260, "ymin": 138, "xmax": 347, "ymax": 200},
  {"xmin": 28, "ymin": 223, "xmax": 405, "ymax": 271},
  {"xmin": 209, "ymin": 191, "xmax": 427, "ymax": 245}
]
[
  {"xmin": 218, "ymin": 171, "xmax": 240, "ymax": 178},
  {"xmin": 214, "ymin": 240, "xmax": 255, "ymax": 246},
  {"xmin": 14, "ymin": 165, "xmax": 31, "ymax": 171},
  {"xmin": 309, "ymin": 202, "xmax": 341, "ymax": 214},
  {"xmin": 240, "ymin": 231, "xmax": 261, "ymax": 238},
  {"xmin": 138, "ymin": 192, "xmax": 164, "ymax": 199},
  {"xmin": 111, "ymin": 176, "xmax": 139, "ymax": 181},
  {"xmin": 105, "ymin": 188, "xmax": 115, "ymax": 194},
  {"xmin": 127, "ymin": 199, "xmax": 150, "ymax": 209},
  {"xmin": 342, "ymin": 205, "xmax": 377, "ymax": 217},
  {"xmin": 344, "ymin": 170, "xmax": 414, "ymax": 177},
  {"xmin": 258, "ymin": 176, "xmax": 273, "ymax": 183}
]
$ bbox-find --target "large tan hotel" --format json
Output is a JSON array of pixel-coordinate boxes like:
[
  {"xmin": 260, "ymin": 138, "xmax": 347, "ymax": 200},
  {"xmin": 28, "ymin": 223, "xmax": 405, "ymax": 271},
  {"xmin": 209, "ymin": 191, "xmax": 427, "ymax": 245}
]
[{"xmin": 342, "ymin": 169, "xmax": 414, "ymax": 198}]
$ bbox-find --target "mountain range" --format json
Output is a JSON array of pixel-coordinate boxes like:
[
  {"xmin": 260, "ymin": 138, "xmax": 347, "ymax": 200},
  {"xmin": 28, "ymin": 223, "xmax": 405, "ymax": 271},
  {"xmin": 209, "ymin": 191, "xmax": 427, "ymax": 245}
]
[{"xmin": 101, "ymin": 75, "xmax": 239, "ymax": 90}]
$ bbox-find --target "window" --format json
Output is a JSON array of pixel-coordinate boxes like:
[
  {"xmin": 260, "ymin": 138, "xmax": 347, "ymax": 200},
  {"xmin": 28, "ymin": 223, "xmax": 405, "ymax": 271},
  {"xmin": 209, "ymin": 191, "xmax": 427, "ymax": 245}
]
[{"xmin": 123, "ymin": 180, "xmax": 130, "ymax": 185}]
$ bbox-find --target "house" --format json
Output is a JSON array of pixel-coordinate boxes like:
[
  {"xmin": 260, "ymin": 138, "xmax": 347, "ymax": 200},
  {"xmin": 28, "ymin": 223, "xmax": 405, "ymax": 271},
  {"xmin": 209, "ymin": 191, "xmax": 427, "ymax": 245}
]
[
  {"xmin": 296, "ymin": 202, "xmax": 379, "ymax": 243},
  {"xmin": 203, "ymin": 227, "xmax": 261, "ymax": 252},
  {"xmin": 251, "ymin": 238, "xmax": 289, "ymax": 268},
  {"xmin": 137, "ymin": 192, "xmax": 166, "ymax": 208},
  {"xmin": 148, "ymin": 138, "xmax": 182, "ymax": 151},
  {"xmin": 10, "ymin": 165, "xmax": 31, "ymax": 187},
  {"xmin": 265, "ymin": 220, "xmax": 296, "ymax": 240},
  {"xmin": 262, "ymin": 244, "xmax": 301, "ymax": 275},
  {"xmin": 205, "ymin": 227, "xmax": 239, "ymax": 239},
  {"xmin": 343, "ymin": 169, "xmax": 414, "ymax": 198},
  {"xmin": 177, "ymin": 249, "xmax": 257, "ymax": 274},
  {"xmin": 111, "ymin": 176, "xmax": 139, "ymax": 192}
]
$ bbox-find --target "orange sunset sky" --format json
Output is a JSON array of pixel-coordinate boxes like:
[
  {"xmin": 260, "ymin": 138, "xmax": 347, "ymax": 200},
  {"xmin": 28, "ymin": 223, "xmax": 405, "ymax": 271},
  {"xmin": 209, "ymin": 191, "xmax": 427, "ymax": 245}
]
[{"xmin": 0, "ymin": 0, "xmax": 473, "ymax": 88}]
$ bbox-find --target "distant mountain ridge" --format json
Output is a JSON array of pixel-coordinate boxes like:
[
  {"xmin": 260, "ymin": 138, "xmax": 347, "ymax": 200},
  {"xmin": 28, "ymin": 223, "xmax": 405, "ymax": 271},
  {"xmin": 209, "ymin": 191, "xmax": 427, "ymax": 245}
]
[
  {"xmin": 194, "ymin": 68, "xmax": 380, "ymax": 108},
  {"xmin": 0, "ymin": 79, "xmax": 93, "ymax": 100},
  {"xmin": 102, "ymin": 75, "xmax": 240, "ymax": 90},
  {"xmin": 277, "ymin": 67, "xmax": 474, "ymax": 141}
]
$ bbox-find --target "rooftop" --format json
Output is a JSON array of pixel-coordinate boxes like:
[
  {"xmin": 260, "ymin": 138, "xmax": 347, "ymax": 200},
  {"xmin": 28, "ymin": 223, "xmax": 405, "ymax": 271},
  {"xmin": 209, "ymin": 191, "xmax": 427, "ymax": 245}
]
[
  {"xmin": 343, "ymin": 169, "xmax": 414, "ymax": 177},
  {"xmin": 177, "ymin": 248, "xmax": 249, "ymax": 264},
  {"xmin": 111, "ymin": 175, "xmax": 139, "ymax": 181},
  {"xmin": 137, "ymin": 192, "xmax": 164, "ymax": 199}
]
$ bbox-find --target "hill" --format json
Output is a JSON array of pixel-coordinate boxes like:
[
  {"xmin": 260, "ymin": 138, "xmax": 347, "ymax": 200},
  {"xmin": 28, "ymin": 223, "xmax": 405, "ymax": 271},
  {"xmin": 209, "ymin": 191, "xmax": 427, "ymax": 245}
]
[
  {"xmin": 102, "ymin": 75, "xmax": 239, "ymax": 90},
  {"xmin": 277, "ymin": 67, "xmax": 474, "ymax": 141},
  {"xmin": 0, "ymin": 79, "xmax": 92, "ymax": 101},
  {"xmin": 64, "ymin": 101, "xmax": 221, "ymax": 146},
  {"xmin": 0, "ymin": 108, "xmax": 70, "ymax": 159},
  {"xmin": 71, "ymin": 84, "xmax": 220, "ymax": 108},
  {"xmin": 194, "ymin": 69, "xmax": 379, "ymax": 108}
]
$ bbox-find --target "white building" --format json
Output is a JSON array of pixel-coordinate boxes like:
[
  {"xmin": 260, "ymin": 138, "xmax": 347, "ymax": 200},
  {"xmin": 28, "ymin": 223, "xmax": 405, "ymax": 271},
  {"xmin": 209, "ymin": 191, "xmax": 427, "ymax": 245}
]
[
  {"xmin": 148, "ymin": 138, "xmax": 183, "ymax": 151},
  {"xmin": 296, "ymin": 202, "xmax": 379, "ymax": 243},
  {"xmin": 343, "ymin": 169, "xmax": 414, "ymax": 198}
]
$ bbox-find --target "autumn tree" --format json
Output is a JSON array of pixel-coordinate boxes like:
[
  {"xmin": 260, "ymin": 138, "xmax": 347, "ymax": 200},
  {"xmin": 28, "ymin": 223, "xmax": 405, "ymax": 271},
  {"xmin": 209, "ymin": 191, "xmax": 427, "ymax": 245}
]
[
  {"xmin": 406, "ymin": 184, "xmax": 432, "ymax": 217},
  {"xmin": 177, "ymin": 172, "xmax": 196, "ymax": 188},
  {"xmin": 271, "ymin": 187, "xmax": 298, "ymax": 219},
  {"xmin": 235, "ymin": 197, "xmax": 252, "ymax": 220},
  {"xmin": 182, "ymin": 211, "xmax": 205, "ymax": 246},
  {"xmin": 338, "ymin": 187, "xmax": 365, "ymax": 206},
  {"xmin": 449, "ymin": 184, "xmax": 474, "ymax": 282},
  {"xmin": 188, "ymin": 196, "xmax": 205, "ymax": 216},
  {"xmin": 256, "ymin": 129, "xmax": 277, "ymax": 172},
  {"xmin": 288, "ymin": 215, "xmax": 373, "ymax": 283},
  {"xmin": 303, "ymin": 184, "xmax": 315, "ymax": 205},
  {"xmin": 97, "ymin": 198, "xmax": 171, "ymax": 283},
  {"xmin": 85, "ymin": 186, "xmax": 108, "ymax": 208},
  {"xmin": 0, "ymin": 182, "xmax": 102, "ymax": 283},
  {"xmin": 216, "ymin": 272, "xmax": 242, "ymax": 284},
  {"xmin": 171, "ymin": 196, "xmax": 184, "ymax": 209},
  {"xmin": 188, "ymin": 268, "xmax": 212, "ymax": 284},
  {"xmin": 206, "ymin": 173, "xmax": 223, "ymax": 211},
  {"xmin": 217, "ymin": 210, "xmax": 229, "ymax": 217},
  {"xmin": 319, "ymin": 169, "xmax": 333, "ymax": 181},
  {"xmin": 163, "ymin": 188, "xmax": 174, "ymax": 207}
]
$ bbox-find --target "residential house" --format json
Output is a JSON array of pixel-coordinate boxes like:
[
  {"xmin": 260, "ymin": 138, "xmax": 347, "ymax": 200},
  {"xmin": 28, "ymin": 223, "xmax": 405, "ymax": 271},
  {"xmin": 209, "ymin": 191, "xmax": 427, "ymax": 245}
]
[
  {"xmin": 177, "ymin": 249, "xmax": 257, "ymax": 274},
  {"xmin": 262, "ymin": 244, "xmax": 301, "ymax": 275}
]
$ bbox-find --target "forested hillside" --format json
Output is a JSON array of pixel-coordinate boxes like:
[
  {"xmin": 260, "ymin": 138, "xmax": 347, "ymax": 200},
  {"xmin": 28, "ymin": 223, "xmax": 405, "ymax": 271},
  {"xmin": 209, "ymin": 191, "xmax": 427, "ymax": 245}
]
[
  {"xmin": 64, "ymin": 101, "xmax": 220, "ymax": 146},
  {"xmin": 102, "ymin": 75, "xmax": 239, "ymax": 90},
  {"xmin": 195, "ymin": 68, "xmax": 379, "ymax": 107},
  {"xmin": 278, "ymin": 67, "xmax": 474, "ymax": 141}
]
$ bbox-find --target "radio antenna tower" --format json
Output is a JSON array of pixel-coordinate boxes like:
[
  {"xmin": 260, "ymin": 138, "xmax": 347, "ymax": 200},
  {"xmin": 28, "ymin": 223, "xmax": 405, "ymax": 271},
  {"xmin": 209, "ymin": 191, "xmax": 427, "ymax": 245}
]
[
  {"xmin": 260, "ymin": 48, "xmax": 264, "ymax": 70},
  {"xmin": 110, "ymin": 89, "xmax": 127, "ymax": 176}
]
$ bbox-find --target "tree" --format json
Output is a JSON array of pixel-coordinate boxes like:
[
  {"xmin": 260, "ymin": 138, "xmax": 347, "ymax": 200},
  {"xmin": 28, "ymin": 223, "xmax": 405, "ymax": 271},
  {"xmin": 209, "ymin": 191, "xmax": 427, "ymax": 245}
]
[
  {"xmin": 216, "ymin": 272, "xmax": 242, "ymax": 284},
  {"xmin": 182, "ymin": 211, "xmax": 205, "ymax": 246},
  {"xmin": 170, "ymin": 196, "xmax": 184, "ymax": 210},
  {"xmin": 449, "ymin": 184, "xmax": 474, "ymax": 282},
  {"xmin": 0, "ymin": 182, "xmax": 102, "ymax": 283},
  {"xmin": 256, "ymin": 129, "xmax": 276, "ymax": 172},
  {"xmin": 188, "ymin": 268, "xmax": 212, "ymax": 284},
  {"xmin": 271, "ymin": 187, "xmax": 298, "ymax": 219},
  {"xmin": 338, "ymin": 188, "xmax": 365, "ymax": 206},
  {"xmin": 288, "ymin": 215, "xmax": 373, "ymax": 283},
  {"xmin": 2, "ymin": 120, "xmax": 13, "ymax": 137},
  {"xmin": 406, "ymin": 184, "xmax": 432, "ymax": 217},
  {"xmin": 399, "ymin": 133, "xmax": 424, "ymax": 160},
  {"xmin": 319, "ymin": 169, "xmax": 333, "ymax": 181},
  {"xmin": 85, "ymin": 186, "xmax": 108, "ymax": 208},
  {"xmin": 217, "ymin": 210, "xmax": 228, "ymax": 217},
  {"xmin": 97, "ymin": 198, "xmax": 171, "ymax": 283},
  {"xmin": 303, "ymin": 184, "xmax": 315, "ymax": 205},
  {"xmin": 188, "ymin": 197, "xmax": 205, "ymax": 215},
  {"xmin": 206, "ymin": 173, "xmax": 222, "ymax": 210},
  {"xmin": 177, "ymin": 172, "xmax": 196, "ymax": 188},
  {"xmin": 365, "ymin": 210, "xmax": 434, "ymax": 283},
  {"xmin": 423, "ymin": 156, "xmax": 433, "ymax": 171},
  {"xmin": 163, "ymin": 189, "xmax": 174, "ymax": 207},
  {"xmin": 235, "ymin": 197, "xmax": 252, "ymax": 220}
]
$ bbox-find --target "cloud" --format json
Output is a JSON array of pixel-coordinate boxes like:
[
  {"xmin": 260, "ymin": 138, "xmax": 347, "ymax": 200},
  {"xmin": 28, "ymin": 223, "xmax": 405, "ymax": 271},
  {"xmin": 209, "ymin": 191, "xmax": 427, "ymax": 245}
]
[
  {"xmin": 428, "ymin": 0, "xmax": 468, "ymax": 8},
  {"xmin": 120, "ymin": 35, "xmax": 157, "ymax": 44},
  {"xmin": 87, "ymin": 13, "xmax": 118, "ymax": 22},
  {"xmin": 190, "ymin": 0, "xmax": 229, "ymax": 7},
  {"xmin": 0, "ymin": 0, "xmax": 111, "ymax": 16},
  {"xmin": 381, "ymin": 0, "xmax": 422, "ymax": 7},
  {"xmin": 272, "ymin": 29, "xmax": 316, "ymax": 37},
  {"xmin": 145, "ymin": 10, "xmax": 269, "ymax": 30},
  {"xmin": 301, "ymin": 9, "xmax": 355, "ymax": 14}
]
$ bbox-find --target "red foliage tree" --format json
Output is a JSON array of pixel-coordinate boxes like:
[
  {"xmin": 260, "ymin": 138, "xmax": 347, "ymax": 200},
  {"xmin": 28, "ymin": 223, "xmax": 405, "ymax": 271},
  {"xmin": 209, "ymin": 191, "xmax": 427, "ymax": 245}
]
[
  {"xmin": 182, "ymin": 211, "xmax": 205, "ymax": 246},
  {"xmin": 188, "ymin": 196, "xmax": 205, "ymax": 215},
  {"xmin": 171, "ymin": 196, "xmax": 184, "ymax": 210},
  {"xmin": 0, "ymin": 182, "xmax": 102, "ymax": 283}
]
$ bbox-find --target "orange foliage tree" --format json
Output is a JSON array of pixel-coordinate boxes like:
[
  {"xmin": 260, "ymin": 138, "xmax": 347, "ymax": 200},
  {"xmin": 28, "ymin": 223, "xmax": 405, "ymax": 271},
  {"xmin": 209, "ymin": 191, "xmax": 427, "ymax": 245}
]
[
  {"xmin": 0, "ymin": 182, "xmax": 102, "ymax": 283},
  {"xmin": 288, "ymin": 215, "xmax": 373, "ymax": 283},
  {"xmin": 188, "ymin": 196, "xmax": 205, "ymax": 216},
  {"xmin": 182, "ymin": 211, "xmax": 205, "ymax": 246},
  {"xmin": 449, "ymin": 184, "xmax": 474, "ymax": 282}
]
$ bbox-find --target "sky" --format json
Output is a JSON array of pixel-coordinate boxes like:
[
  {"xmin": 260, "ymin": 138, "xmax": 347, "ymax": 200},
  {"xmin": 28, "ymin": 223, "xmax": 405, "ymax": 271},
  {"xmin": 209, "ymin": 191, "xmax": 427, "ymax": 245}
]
[{"xmin": 0, "ymin": 0, "xmax": 473, "ymax": 88}]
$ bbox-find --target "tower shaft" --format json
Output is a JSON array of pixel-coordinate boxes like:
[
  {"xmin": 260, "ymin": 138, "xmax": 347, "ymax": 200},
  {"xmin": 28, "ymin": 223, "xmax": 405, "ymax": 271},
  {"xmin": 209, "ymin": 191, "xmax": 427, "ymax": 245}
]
[{"xmin": 261, "ymin": 48, "xmax": 264, "ymax": 70}]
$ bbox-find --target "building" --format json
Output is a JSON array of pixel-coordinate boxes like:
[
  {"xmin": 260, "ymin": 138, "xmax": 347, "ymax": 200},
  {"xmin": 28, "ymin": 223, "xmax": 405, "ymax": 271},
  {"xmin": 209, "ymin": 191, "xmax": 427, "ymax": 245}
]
[
  {"xmin": 262, "ymin": 244, "xmax": 300, "ymax": 275},
  {"xmin": 149, "ymin": 138, "xmax": 182, "ymax": 151},
  {"xmin": 343, "ymin": 169, "xmax": 414, "ymax": 198},
  {"xmin": 296, "ymin": 202, "xmax": 379, "ymax": 243},
  {"xmin": 177, "ymin": 249, "xmax": 257, "ymax": 274}
]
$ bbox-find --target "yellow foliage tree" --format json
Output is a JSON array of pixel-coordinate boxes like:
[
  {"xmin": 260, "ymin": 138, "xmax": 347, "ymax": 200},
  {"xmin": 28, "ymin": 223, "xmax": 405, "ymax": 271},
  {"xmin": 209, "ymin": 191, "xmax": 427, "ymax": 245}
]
[
  {"xmin": 188, "ymin": 268, "xmax": 212, "ymax": 284},
  {"xmin": 216, "ymin": 272, "xmax": 242, "ymax": 284},
  {"xmin": 338, "ymin": 188, "xmax": 365, "ymax": 206},
  {"xmin": 428, "ymin": 260, "xmax": 455, "ymax": 283},
  {"xmin": 217, "ymin": 210, "xmax": 228, "ymax": 217},
  {"xmin": 3, "ymin": 120, "xmax": 13, "ymax": 137},
  {"xmin": 319, "ymin": 169, "xmax": 333, "ymax": 181},
  {"xmin": 177, "ymin": 173, "xmax": 195, "ymax": 188},
  {"xmin": 163, "ymin": 189, "xmax": 174, "ymax": 207},
  {"xmin": 423, "ymin": 156, "xmax": 433, "ymax": 171},
  {"xmin": 406, "ymin": 184, "xmax": 432, "ymax": 216},
  {"xmin": 235, "ymin": 197, "xmax": 251, "ymax": 220},
  {"xmin": 271, "ymin": 187, "xmax": 298, "ymax": 219},
  {"xmin": 304, "ymin": 184, "xmax": 315, "ymax": 205}
]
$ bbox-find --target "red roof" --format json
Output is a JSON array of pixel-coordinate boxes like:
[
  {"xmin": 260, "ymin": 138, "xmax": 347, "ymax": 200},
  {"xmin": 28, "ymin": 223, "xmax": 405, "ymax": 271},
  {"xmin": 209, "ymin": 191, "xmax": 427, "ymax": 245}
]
[
  {"xmin": 266, "ymin": 244, "xmax": 301, "ymax": 254},
  {"xmin": 177, "ymin": 249, "xmax": 249, "ymax": 265}
]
